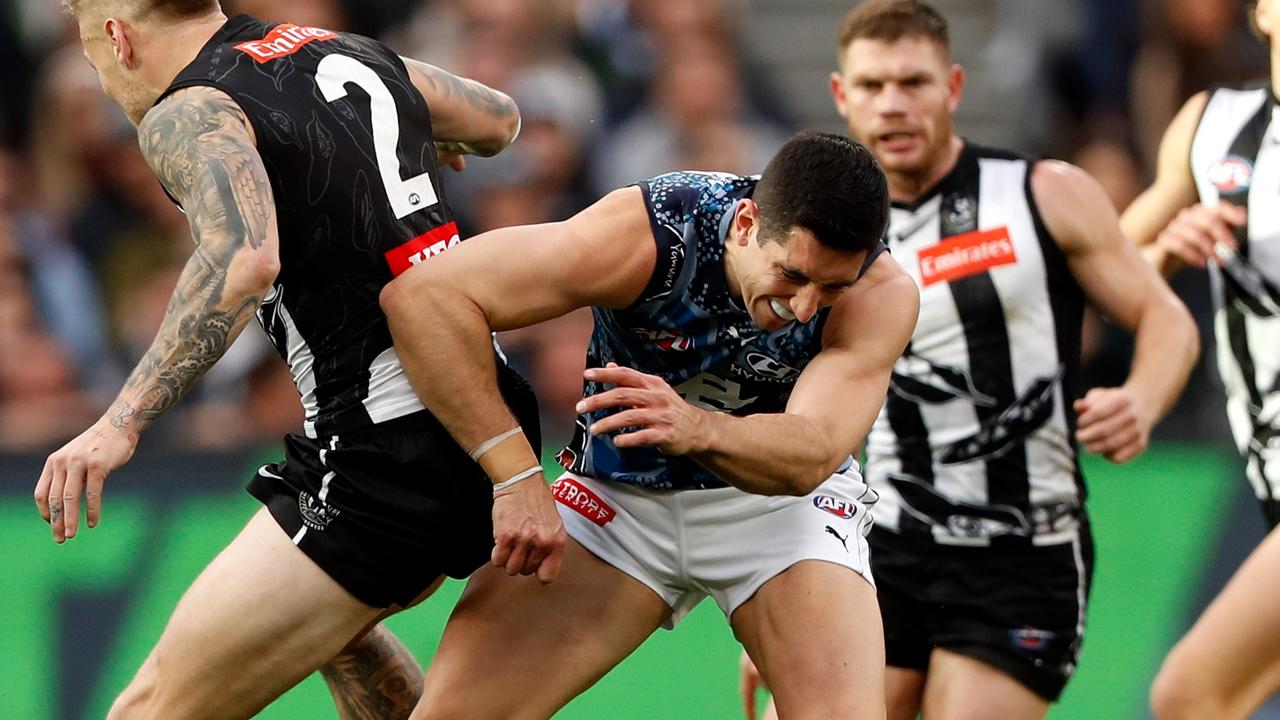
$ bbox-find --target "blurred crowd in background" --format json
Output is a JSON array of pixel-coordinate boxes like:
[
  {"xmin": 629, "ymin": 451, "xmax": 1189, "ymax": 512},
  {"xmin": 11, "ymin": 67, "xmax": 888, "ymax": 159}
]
[{"xmin": 0, "ymin": 0, "xmax": 1267, "ymax": 454}]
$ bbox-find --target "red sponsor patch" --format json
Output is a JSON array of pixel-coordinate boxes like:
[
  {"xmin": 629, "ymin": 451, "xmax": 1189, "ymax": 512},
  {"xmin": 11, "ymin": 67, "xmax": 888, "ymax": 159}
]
[
  {"xmin": 384, "ymin": 222, "xmax": 460, "ymax": 277},
  {"xmin": 235, "ymin": 24, "xmax": 337, "ymax": 63},
  {"xmin": 551, "ymin": 477, "xmax": 616, "ymax": 527},
  {"xmin": 918, "ymin": 226, "xmax": 1017, "ymax": 286}
]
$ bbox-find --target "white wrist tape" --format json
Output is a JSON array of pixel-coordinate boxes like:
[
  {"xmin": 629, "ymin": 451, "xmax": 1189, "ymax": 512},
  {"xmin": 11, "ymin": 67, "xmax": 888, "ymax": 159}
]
[
  {"xmin": 468, "ymin": 426, "xmax": 523, "ymax": 462},
  {"xmin": 492, "ymin": 465, "xmax": 543, "ymax": 494}
]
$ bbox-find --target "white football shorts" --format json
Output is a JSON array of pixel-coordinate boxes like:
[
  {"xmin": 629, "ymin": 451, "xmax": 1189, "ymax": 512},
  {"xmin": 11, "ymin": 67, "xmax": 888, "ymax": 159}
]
[{"xmin": 550, "ymin": 464, "xmax": 877, "ymax": 628}]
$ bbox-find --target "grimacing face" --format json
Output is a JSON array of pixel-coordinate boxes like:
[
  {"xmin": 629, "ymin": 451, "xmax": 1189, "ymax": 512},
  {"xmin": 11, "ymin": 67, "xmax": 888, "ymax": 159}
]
[
  {"xmin": 830, "ymin": 35, "xmax": 962, "ymax": 181},
  {"xmin": 732, "ymin": 207, "xmax": 865, "ymax": 333}
]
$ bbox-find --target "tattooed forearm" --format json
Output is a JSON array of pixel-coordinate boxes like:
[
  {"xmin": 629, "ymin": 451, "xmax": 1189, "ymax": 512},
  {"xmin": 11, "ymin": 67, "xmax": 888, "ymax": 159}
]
[
  {"xmin": 105, "ymin": 87, "xmax": 277, "ymax": 434},
  {"xmin": 404, "ymin": 59, "xmax": 519, "ymax": 156},
  {"xmin": 321, "ymin": 625, "xmax": 425, "ymax": 720}
]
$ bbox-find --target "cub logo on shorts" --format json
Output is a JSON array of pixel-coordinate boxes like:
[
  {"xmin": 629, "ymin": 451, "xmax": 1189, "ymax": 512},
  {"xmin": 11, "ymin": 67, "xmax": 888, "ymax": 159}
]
[
  {"xmin": 1208, "ymin": 155, "xmax": 1253, "ymax": 195},
  {"xmin": 918, "ymin": 226, "xmax": 1016, "ymax": 287},
  {"xmin": 813, "ymin": 494, "xmax": 857, "ymax": 520},
  {"xmin": 298, "ymin": 491, "xmax": 340, "ymax": 531},
  {"xmin": 1009, "ymin": 626, "xmax": 1056, "ymax": 652},
  {"xmin": 552, "ymin": 478, "xmax": 616, "ymax": 526},
  {"xmin": 385, "ymin": 222, "xmax": 461, "ymax": 277}
]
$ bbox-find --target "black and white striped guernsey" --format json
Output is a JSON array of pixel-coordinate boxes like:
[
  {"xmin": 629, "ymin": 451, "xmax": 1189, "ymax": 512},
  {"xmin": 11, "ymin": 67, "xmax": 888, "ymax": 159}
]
[
  {"xmin": 864, "ymin": 143, "xmax": 1086, "ymax": 547},
  {"xmin": 1190, "ymin": 85, "xmax": 1280, "ymax": 519},
  {"xmin": 159, "ymin": 15, "xmax": 462, "ymax": 438}
]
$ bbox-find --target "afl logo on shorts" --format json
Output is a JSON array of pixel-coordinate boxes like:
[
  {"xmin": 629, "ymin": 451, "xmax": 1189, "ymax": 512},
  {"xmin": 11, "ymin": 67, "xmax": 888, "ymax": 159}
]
[
  {"xmin": 1208, "ymin": 156, "xmax": 1253, "ymax": 194},
  {"xmin": 813, "ymin": 494, "xmax": 857, "ymax": 520},
  {"xmin": 298, "ymin": 491, "xmax": 340, "ymax": 531}
]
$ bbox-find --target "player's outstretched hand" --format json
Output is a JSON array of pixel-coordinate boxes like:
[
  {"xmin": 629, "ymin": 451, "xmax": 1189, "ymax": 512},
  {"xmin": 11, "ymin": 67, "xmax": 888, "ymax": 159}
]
[
  {"xmin": 34, "ymin": 420, "xmax": 138, "ymax": 543},
  {"xmin": 491, "ymin": 474, "xmax": 567, "ymax": 583},
  {"xmin": 577, "ymin": 362, "xmax": 707, "ymax": 455},
  {"xmin": 1156, "ymin": 203, "xmax": 1245, "ymax": 269},
  {"xmin": 1074, "ymin": 386, "xmax": 1153, "ymax": 464},
  {"xmin": 739, "ymin": 650, "xmax": 768, "ymax": 720}
]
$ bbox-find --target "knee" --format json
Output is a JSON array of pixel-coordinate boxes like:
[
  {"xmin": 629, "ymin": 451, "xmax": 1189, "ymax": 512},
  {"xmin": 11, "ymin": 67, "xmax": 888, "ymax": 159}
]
[{"xmin": 1150, "ymin": 651, "xmax": 1228, "ymax": 720}]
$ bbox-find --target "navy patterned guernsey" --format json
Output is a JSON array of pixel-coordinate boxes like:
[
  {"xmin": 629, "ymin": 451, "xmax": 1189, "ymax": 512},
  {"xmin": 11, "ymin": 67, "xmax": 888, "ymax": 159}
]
[{"xmin": 557, "ymin": 171, "xmax": 884, "ymax": 491}]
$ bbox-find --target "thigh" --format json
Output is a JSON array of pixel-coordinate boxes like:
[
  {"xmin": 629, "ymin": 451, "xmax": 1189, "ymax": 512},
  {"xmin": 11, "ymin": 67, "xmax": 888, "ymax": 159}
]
[
  {"xmin": 732, "ymin": 560, "xmax": 886, "ymax": 720},
  {"xmin": 1158, "ymin": 525, "xmax": 1280, "ymax": 719},
  {"xmin": 886, "ymin": 667, "xmax": 926, "ymax": 720},
  {"xmin": 114, "ymin": 508, "xmax": 385, "ymax": 719},
  {"xmin": 921, "ymin": 649, "xmax": 1048, "ymax": 720},
  {"xmin": 412, "ymin": 538, "xmax": 671, "ymax": 720}
]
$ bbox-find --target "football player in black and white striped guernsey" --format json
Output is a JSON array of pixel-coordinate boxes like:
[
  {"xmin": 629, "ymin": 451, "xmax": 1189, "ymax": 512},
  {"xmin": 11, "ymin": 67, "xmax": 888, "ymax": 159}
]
[
  {"xmin": 1125, "ymin": 2, "xmax": 1280, "ymax": 718},
  {"xmin": 743, "ymin": 2, "xmax": 1199, "ymax": 720}
]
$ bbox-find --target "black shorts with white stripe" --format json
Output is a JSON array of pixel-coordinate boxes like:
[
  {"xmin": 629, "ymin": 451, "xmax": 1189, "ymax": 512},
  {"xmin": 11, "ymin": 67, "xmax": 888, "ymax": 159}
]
[
  {"xmin": 247, "ymin": 363, "xmax": 541, "ymax": 608},
  {"xmin": 870, "ymin": 523, "xmax": 1095, "ymax": 701}
]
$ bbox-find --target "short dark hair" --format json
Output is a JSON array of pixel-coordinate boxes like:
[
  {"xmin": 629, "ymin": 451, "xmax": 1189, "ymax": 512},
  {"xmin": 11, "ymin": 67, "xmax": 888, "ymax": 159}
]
[
  {"xmin": 837, "ymin": 0, "xmax": 950, "ymax": 60},
  {"xmin": 754, "ymin": 131, "xmax": 888, "ymax": 255}
]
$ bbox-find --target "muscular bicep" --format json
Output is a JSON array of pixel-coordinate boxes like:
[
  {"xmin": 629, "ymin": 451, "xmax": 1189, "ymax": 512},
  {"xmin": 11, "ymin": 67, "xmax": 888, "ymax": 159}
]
[
  {"xmin": 1034, "ymin": 161, "xmax": 1175, "ymax": 330},
  {"xmin": 138, "ymin": 87, "xmax": 279, "ymax": 275},
  {"xmin": 408, "ymin": 186, "xmax": 657, "ymax": 331},
  {"xmin": 400, "ymin": 57, "xmax": 519, "ymax": 156},
  {"xmin": 786, "ymin": 258, "xmax": 919, "ymax": 460}
]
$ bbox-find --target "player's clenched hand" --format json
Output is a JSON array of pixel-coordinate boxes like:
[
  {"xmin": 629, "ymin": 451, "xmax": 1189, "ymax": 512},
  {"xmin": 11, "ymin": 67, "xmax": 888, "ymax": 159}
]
[
  {"xmin": 491, "ymin": 475, "xmax": 567, "ymax": 583},
  {"xmin": 1155, "ymin": 203, "xmax": 1245, "ymax": 269},
  {"xmin": 35, "ymin": 420, "xmax": 138, "ymax": 543},
  {"xmin": 1074, "ymin": 386, "xmax": 1153, "ymax": 464},
  {"xmin": 739, "ymin": 651, "xmax": 768, "ymax": 720},
  {"xmin": 578, "ymin": 363, "xmax": 708, "ymax": 455}
]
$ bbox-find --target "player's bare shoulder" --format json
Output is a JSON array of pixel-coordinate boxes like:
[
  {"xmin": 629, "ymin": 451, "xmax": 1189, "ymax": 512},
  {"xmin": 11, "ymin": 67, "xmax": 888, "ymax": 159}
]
[{"xmin": 826, "ymin": 250, "xmax": 919, "ymax": 350}]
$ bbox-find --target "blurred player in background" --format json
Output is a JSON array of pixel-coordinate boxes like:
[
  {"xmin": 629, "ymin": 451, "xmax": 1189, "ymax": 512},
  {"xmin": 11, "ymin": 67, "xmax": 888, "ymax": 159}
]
[
  {"xmin": 33, "ymin": 1, "xmax": 541, "ymax": 717},
  {"xmin": 379, "ymin": 131, "xmax": 917, "ymax": 720},
  {"xmin": 1123, "ymin": 1, "xmax": 1280, "ymax": 717},
  {"xmin": 742, "ymin": 1, "xmax": 1197, "ymax": 718}
]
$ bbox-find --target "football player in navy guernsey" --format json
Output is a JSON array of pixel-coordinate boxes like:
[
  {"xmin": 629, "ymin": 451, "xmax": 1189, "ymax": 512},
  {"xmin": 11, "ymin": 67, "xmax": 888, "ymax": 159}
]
[
  {"xmin": 378, "ymin": 131, "xmax": 918, "ymax": 719},
  {"xmin": 745, "ymin": 2, "xmax": 1198, "ymax": 719},
  {"xmin": 33, "ymin": 1, "xmax": 545, "ymax": 717},
  {"xmin": 1124, "ymin": 1, "xmax": 1280, "ymax": 717}
]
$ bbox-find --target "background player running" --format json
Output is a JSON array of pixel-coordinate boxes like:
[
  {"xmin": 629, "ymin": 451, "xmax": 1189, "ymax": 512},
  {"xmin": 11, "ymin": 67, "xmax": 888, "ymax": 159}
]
[
  {"xmin": 32, "ymin": 2, "xmax": 550, "ymax": 717},
  {"xmin": 743, "ymin": 2, "xmax": 1197, "ymax": 718},
  {"xmin": 1123, "ymin": 1, "xmax": 1280, "ymax": 716}
]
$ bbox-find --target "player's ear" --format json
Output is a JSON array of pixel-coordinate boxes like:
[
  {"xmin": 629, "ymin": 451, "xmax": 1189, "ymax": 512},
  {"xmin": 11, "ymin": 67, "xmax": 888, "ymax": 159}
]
[
  {"xmin": 946, "ymin": 62, "xmax": 965, "ymax": 114},
  {"xmin": 830, "ymin": 71, "xmax": 849, "ymax": 119},
  {"xmin": 105, "ymin": 17, "xmax": 135, "ymax": 68},
  {"xmin": 733, "ymin": 200, "xmax": 760, "ymax": 247}
]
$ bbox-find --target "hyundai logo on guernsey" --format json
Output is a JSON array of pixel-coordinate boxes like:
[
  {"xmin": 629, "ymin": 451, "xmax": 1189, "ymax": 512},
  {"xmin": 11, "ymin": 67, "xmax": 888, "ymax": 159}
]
[
  {"xmin": 918, "ymin": 226, "xmax": 1017, "ymax": 287},
  {"xmin": 235, "ymin": 24, "xmax": 338, "ymax": 63},
  {"xmin": 552, "ymin": 478, "xmax": 616, "ymax": 527},
  {"xmin": 384, "ymin": 222, "xmax": 461, "ymax": 277},
  {"xmin": 1208, "ymin": 155, "xmax": 1254, "ymax": 195},
  {"xmin": 813, "ymin": 494, "xmax": 857, "ymax": 520}
]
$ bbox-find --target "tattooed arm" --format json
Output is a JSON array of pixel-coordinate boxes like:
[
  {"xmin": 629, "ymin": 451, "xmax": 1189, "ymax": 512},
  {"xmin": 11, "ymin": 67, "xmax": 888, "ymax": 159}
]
[
  {"xmin": 321, "ymin": 624, "xmax": 425, "ymax": 720},
  {"xmin": 34, "ymin": 85, "xmax": 279, "ymax": 543},
  {"xmin": 399, "ymin": 57, "xmax": 520, "ymax": 157}
]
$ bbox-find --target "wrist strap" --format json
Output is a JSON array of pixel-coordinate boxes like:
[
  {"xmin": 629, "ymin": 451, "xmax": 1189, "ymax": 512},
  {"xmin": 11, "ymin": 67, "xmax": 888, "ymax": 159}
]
[
  {"xmin": 468, "ymin": 426, "xmax": 523, "ymax": 462},
  {"xmin": 492, "ymin": 465, "xmax": 543, "ymax": 494}
]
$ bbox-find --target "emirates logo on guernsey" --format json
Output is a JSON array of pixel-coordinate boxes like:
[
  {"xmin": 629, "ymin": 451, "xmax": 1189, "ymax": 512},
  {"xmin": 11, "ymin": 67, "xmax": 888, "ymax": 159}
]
[
  {"xmin": 235, "ymin": 24, "xmax": 337, "ymax": 63},
  {"xmin": 918, "ymin": 226, "xmax": 1017, "ymax": 286}
]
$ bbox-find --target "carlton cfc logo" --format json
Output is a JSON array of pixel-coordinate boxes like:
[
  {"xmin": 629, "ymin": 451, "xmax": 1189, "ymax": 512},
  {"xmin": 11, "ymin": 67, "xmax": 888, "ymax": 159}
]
[
  {"xmin": 1208, "ymin": 156, "xmax": 1253, "ymax": 194},
  {"xmin": 813, "ymin": 494, "xmax": 857, "ymax": 519}
]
